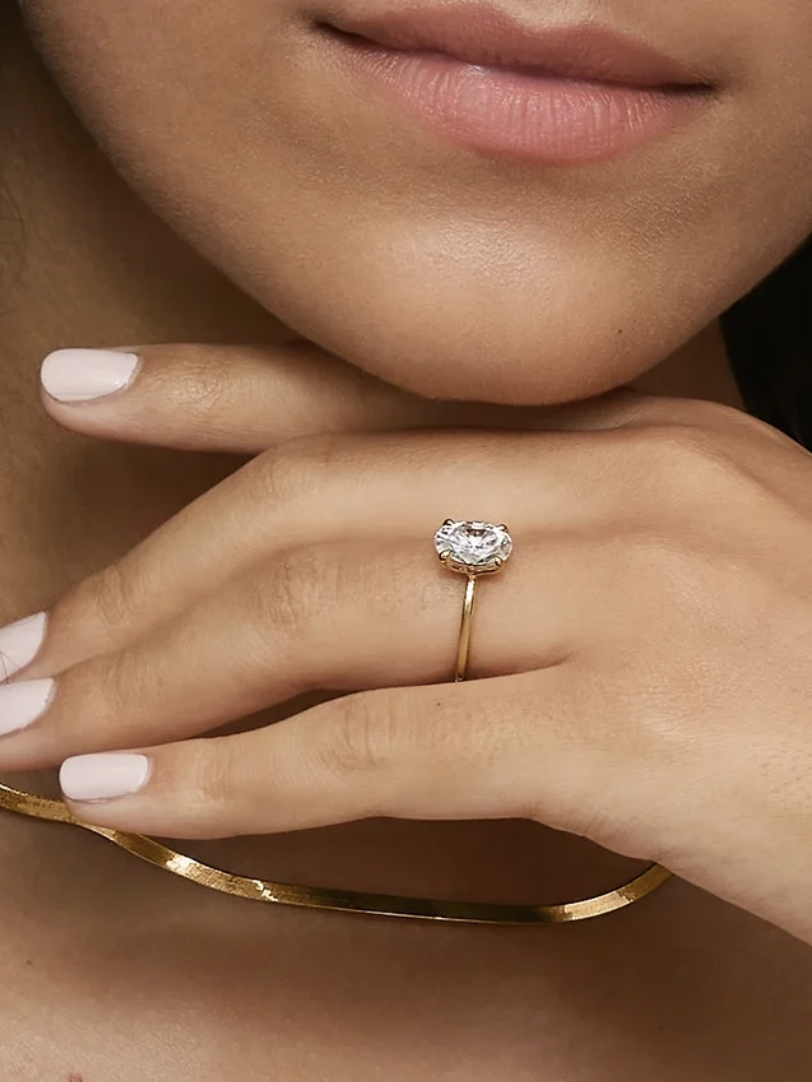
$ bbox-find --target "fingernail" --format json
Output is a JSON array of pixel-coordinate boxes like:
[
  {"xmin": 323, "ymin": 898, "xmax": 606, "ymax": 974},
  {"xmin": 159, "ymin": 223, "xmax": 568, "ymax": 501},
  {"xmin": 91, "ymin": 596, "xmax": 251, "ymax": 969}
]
[
  {"xmin": 60, "ymin": 753, "xmax": 151, "ymax": 802},
  {"xmin": 41, "ymin": 348, "xmax": 140, "ymax": 402},
  {"xmin": 0, "ymin": 678, "xmax": 55, "ymax": 736},
  {"xmin": 0, "ymin": 611, "xmax": 47, "ymax": 680}
]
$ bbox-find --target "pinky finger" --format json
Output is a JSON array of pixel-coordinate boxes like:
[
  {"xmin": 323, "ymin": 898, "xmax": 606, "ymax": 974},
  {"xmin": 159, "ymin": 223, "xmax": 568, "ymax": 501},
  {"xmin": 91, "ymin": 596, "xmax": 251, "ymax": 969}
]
[{"xmin": 57, "ymin": 669, "xmax": 598, "ymax": 841}]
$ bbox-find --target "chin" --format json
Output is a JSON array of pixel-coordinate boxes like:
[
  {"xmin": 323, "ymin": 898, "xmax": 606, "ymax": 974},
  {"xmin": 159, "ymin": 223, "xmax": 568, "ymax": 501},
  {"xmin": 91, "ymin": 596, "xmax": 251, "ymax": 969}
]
[
  {"xmin": 221, "ymin": 229, "xmax": 701, "ymax": 408},
  {"xmin": 364, "ymin": 344, "xmax": 639, "ymax": 406},
  {"xmin": 279, "ymin": 304, "xmax": 665, "ymax": 407}
]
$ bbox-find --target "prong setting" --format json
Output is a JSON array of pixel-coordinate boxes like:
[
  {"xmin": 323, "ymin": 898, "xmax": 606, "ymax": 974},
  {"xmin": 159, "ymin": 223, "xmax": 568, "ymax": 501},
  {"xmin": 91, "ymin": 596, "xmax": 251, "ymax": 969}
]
[{"xmin": 434, "ymin": 520, "xmax": 513, "ymax": 575}]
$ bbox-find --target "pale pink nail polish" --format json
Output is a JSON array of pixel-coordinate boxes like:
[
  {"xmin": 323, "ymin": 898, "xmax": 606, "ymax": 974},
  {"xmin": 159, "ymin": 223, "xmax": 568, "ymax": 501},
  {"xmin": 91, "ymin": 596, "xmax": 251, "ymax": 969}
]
[
  {"xmin": 0, "ymin": 611, "xmax": 47, "ymax": 680},
  {"xmin": 40, "ymin": 349, "xmax": 139, "ymax": 402},
  {"xmin": 0, "ymin": 678, "xmax": 55, "ymax": 736},
  {"xmin": 60, "ymin": 753, "xmax": 151, "ymax": 802}
]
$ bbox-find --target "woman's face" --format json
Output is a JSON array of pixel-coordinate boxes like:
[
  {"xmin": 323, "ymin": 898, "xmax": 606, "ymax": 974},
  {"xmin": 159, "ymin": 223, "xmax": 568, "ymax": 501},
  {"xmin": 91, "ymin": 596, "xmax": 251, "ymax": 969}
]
[{"xmin": 21, "ymin": 1, "xmax": 812, "ymax": 404}]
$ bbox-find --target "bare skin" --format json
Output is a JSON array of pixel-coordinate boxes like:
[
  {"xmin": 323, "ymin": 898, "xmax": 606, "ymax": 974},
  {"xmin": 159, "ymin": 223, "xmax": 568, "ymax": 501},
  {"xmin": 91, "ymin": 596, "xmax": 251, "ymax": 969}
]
[{"xmin": 2, "ymin": 8, "xmax": 812, "ymax": 1082}]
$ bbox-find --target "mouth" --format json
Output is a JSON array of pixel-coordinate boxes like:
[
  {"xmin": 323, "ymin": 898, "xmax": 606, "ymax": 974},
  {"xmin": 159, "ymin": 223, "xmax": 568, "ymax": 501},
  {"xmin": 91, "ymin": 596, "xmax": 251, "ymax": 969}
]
[{"xmin": 313, "ymin": 4, "xmax": 718, "ymax": 165}]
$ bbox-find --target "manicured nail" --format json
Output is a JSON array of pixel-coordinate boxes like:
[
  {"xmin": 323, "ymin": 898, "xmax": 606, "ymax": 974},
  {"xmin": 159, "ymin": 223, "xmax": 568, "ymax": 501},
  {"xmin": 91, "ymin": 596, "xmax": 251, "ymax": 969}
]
[
  {"xmin": 60, "ymin": 753, "xmax": 151, "ymax": 802},
  {"xmin": 0, "ymin": 678, "xmax": 55, "ymax": 736},
  {"xmin": 40, "ymin": 348, "xmax": 140, "ymax": 402},
  {"xmin": 0, "ymin": 611, "xmax": 47, "ymax": 680}
]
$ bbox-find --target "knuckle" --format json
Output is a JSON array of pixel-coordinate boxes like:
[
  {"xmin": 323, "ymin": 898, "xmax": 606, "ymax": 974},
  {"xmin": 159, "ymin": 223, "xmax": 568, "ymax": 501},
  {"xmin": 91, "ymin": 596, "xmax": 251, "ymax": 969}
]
[
  {"xmin": 92, "ymin": 654, "xmax": 130, "ymax": 717},
  {"xmin": 320, "ymin": 688, "xmax": 494, "ymax": 781},
  {"xmin": 163, "ymin": 346, "xmax": 230, "ymax": 422},
  {"xmin": 65, "ymin": 650, "xmax": 139, "ymax": 744},
  {"xmin": 683, "ymin": 396, "xmax": 794, "ymax": 446},
  {"xmin": 322, "ymin": 691, "xmax": 398, "ymax": 776},
  {"xmin": 672, "ymin": 396, "xmax": 746, "ymax": 429},
  {"xmin": 252, "ymin": 545, "xmax": 343, "ymax": 637},
  {"xmin": 643, "ymin": 422, "xmax": 731, "ymax": 475},
  {"xmin": 250, "ymin": 434, "xmax": 347, "ymax": 508},
  {"xmin": 249, "ymin": 445, "xmax": 304, "ymax": 507},
  {"xmin": 634, "ymin": 408, "xmax": 797, "ymax": 489},
  {"xmin": 183, "ymin": 740, "xmax": 234, "ymax": 814},
  {"xmin": 614, "ymin": 420, "xmax": 761, "ymax": 507},
  {"xmin": 81, "ymin": 561, "xmax": 144, "ymax": 635}
]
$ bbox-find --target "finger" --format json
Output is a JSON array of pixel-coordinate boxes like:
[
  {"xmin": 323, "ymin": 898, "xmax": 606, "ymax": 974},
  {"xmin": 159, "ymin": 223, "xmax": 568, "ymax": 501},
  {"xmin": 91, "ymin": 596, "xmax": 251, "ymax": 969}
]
[
  {"xmin": 57, "ymin": 674, "xmax": 569, "ymax": 837},
  {"xmin": 0, "ymin": 536, "xmax": 594, "ymax": 770},
  {"xmin": 55, "ymin": 669, "xmax": 663, "ymax": 859},
  {"xmin": 38, "ymin": 341, "xmax": 454, "ymax": 453},
  {"xmin": 38, "ymin": 342, "xmax": 663, "ymax": 453},
  {"xmin": 9, "ymin": 419, "xmax": 672, "ymax": 683}
]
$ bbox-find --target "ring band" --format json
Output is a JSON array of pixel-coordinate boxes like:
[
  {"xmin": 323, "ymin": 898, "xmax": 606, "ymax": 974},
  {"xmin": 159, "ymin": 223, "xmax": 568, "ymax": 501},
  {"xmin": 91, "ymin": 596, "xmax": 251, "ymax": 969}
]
[{"xmin": 434, "ymin": 519, "xmax": 513, "ymax": 681}]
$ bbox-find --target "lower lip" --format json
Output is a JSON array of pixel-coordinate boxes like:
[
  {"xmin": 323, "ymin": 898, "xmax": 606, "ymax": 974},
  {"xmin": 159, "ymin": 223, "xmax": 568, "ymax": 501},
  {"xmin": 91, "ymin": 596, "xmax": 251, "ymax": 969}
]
[{"xmin": 323, "ymin": 32, "xmax": 707, "ymax": 165}]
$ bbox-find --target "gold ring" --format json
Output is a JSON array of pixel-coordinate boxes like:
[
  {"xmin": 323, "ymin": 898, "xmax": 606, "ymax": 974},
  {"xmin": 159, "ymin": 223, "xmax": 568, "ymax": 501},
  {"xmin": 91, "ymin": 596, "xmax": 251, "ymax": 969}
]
[{"xmin": 434, "ymin": 519, "xmax": 513, "ymax": 681}]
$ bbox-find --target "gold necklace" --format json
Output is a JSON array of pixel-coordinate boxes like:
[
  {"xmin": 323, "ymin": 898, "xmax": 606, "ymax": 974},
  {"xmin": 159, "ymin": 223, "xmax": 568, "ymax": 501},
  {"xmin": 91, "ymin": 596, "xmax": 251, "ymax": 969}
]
[{"xmin": 0, "ymin": 781, "xmax": 672, "ymax": 923}]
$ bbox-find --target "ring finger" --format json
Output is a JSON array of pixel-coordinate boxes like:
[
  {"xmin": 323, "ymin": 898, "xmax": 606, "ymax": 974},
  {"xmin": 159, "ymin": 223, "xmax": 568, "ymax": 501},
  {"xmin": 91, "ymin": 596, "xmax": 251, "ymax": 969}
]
[
  {"xmin": 6, "ymin": 423, "xmax": 664, "ymax": 684},
  {"xmin": 0, "ymin": 532, "xmax": 600, "ymax": 771}
]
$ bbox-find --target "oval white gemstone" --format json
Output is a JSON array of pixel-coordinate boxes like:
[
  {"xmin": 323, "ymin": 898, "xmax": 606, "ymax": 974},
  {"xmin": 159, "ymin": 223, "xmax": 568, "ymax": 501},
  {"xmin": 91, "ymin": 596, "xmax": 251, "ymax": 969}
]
[{"xmin": 434, "ymin": 520, "xmax": 513, "ymax": 567}]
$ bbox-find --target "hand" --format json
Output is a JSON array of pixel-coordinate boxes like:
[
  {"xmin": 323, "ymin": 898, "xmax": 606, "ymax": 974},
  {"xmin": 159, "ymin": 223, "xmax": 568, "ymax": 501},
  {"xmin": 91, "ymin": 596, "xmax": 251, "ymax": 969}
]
[{"xmin": 4, "ymin": 340, "xmax": 812, "ymax": 946}]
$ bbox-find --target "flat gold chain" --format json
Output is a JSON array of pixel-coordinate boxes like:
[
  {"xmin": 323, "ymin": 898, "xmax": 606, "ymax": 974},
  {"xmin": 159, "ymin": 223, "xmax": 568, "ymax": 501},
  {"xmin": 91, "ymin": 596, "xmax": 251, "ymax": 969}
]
[{"xmin": 0, "ymin": 781, "xmax": 673, "ymax": 923}]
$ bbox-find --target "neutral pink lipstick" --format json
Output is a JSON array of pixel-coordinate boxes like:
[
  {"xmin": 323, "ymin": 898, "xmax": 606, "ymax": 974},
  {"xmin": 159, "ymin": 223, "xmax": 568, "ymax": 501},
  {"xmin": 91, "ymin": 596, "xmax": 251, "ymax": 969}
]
[{"xmin": 317, "ymin": 5, "xmax": 716, "ymax": 164}]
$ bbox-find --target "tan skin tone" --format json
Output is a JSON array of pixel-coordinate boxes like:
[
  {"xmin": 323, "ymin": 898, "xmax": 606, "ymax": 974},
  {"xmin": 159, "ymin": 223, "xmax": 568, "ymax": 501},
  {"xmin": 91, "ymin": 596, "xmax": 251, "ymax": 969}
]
[{"xmin": 4, "ymin": 3, "xmax": 812, "ymax": 1080}]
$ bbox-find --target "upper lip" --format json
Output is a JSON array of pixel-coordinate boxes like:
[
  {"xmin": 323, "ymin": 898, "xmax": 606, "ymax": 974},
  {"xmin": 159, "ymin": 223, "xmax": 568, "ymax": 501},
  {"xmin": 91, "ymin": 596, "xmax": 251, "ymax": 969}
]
[{"xmin": 321, "ymin": 4, "xmax": 714, "ymax": 89}]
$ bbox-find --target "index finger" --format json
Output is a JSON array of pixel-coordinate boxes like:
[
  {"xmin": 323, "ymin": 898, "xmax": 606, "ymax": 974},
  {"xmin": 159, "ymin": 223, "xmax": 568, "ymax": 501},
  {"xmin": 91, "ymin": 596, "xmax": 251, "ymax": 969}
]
[{"xmin": 38, "ymin": 341, "xmax": 651, "ymax": 452}]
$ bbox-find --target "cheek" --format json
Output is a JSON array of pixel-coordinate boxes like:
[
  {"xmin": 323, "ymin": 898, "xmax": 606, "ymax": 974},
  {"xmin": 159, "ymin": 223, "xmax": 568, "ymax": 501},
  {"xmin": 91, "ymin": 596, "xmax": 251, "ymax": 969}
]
[{"xmin": 22, "ymin": 0, "xmax": 812, "ymax": 405}]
